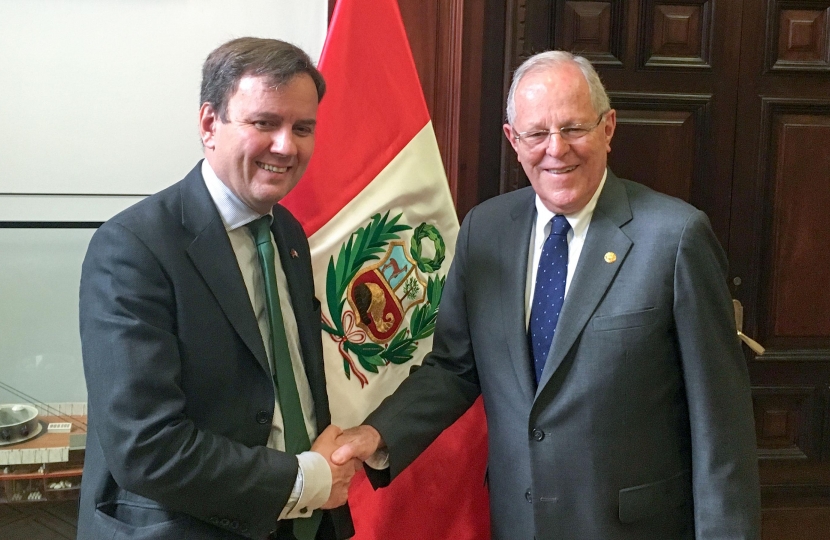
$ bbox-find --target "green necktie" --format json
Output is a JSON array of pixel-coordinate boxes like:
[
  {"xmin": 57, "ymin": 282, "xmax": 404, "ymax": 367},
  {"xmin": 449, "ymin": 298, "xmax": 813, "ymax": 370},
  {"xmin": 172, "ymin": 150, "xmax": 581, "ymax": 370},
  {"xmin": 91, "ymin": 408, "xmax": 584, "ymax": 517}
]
[{"xmin": 247, "ymin": 216, "xmax": 321, "ymax": 540}]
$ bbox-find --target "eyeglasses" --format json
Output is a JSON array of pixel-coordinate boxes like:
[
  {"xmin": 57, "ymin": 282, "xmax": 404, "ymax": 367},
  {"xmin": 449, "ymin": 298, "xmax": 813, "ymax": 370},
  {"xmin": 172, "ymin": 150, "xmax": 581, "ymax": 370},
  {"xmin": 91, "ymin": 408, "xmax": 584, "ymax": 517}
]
[{"xmin": 512, "ymin": 112, "xmax": 607, "ymax": 149}]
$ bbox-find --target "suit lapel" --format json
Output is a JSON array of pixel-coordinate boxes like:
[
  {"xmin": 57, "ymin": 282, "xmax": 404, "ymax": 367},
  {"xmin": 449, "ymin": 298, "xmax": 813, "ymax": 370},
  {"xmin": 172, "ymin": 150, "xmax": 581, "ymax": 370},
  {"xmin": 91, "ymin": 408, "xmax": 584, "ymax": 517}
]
[
  {"xmin": 180, "ymin": 163, "xmax": 270, "ymax": 374},
  {"xmin": 500, "ymin": 189, "xmax": 538, "ymax": 403},
  {"xmin": 536, "ymin": 171, "xmax": 633, "ymax": 394}
]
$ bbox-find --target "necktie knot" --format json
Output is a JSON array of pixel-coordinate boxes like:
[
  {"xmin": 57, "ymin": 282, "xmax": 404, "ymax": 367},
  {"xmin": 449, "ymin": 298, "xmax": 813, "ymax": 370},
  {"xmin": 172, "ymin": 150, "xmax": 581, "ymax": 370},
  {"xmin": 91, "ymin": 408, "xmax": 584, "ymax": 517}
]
[
  {"xmin": 550, "ymin": 215, "xmax": 570, "ymax": 236},
  {"xmin": 246, "ymin": 215, "xmax": 272, "ymax": 246}
]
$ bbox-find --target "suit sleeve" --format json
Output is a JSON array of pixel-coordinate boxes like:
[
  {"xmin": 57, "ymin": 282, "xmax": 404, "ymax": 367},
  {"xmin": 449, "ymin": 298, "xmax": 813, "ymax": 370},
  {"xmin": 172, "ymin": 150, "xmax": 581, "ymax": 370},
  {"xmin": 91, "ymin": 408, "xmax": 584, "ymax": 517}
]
[
  {"xmin": 80, "ymin": 221, "xmax": 297, "ymax": 538},
  {"xmin": 364, "ymin": 207, "xmax": 482, "ymax": 483},
  {"xmin": 673, "ymin": 210, "xmax": 761, "ymax": 539}
]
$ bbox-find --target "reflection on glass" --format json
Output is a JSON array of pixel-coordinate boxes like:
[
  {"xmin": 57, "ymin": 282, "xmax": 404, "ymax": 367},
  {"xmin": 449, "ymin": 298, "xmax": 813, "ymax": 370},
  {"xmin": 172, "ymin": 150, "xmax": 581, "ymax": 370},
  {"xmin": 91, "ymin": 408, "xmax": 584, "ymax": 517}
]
[{"xmin": 0, "ymin": 228, "xmax": 94, "ymax": 406}]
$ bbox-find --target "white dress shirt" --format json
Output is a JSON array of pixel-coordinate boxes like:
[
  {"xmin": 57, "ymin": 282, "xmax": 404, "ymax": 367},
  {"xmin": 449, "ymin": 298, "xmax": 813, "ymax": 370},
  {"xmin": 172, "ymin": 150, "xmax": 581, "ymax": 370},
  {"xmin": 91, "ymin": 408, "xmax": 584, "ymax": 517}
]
[
  {"xmin": 525, "ymin": 170, "xmax": 607, "ymax": 325},
  {"xmin": 201, "ymin": 160, "xmax": 330, "ymax": 519}
]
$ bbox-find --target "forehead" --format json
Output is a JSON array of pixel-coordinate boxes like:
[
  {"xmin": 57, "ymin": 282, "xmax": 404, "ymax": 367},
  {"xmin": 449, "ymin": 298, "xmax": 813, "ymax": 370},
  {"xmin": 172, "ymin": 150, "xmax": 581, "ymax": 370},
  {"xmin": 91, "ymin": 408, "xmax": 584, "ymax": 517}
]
[
  {"xmin": 513, "ymin": 64, "xmax": 595, "ymax": 123},
  {"xmin": 226, "ymin": 74, "xmax": 318, "ymax": 116}
]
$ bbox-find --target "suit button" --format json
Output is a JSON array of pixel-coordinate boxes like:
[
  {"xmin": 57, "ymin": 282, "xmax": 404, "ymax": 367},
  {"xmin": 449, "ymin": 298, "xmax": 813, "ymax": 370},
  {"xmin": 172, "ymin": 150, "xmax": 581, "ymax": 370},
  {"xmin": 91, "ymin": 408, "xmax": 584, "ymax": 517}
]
[
  {"xmin": 525, "ymin": 489, "xmax": 532, "ymax": 503},
  {"xmin": 299, "ymin": 507, "xmax": 309, "ymax": 514},
  {"xmin": 220, "ymin": 518, "xmax": 229, "ymax": 527},
  {"xmin": 209, "ymin": 517, "xmax": 219, "ymax": 525},
  {"xmin": 231, "ymin": 520, "xmax": 239, "ymax": 529},
  {"xmin": 256, "ymin": 410, "xmax": 270, "ymax": 424},
  {"xmin": 531, "ymin": 428, "xmax": 544, "ymax": 441}
]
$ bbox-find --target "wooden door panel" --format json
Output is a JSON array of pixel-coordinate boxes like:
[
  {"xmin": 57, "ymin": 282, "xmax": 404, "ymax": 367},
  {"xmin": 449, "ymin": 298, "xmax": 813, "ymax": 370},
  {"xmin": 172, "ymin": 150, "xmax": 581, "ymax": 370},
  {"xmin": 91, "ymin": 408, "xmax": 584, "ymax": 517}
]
[
  {"xmin": 609, "ymin": 107, "xmax": 697, "ymax": 201},
  {"xmin": 638, "ymin": 0, "xmax": 713, "ymax": 69},
  {"xmin": 559, "ymin": 1, "xmax": 624, "ymax": 65},
  {"xmin": 762, "ymin": 506, "xmax": 830, "ymax": 540},
  {"xmin": 769, "ymin": 5, "xmax": 830, "ymax": 72},
  {"xmin": 753, "ymin": 385, "xmax": 827, "ymax": 461},
  {"xmin": 764, "ymin": 109, "xmax": 830, "ymax": 346},
  {"xmin": 607, "ymin": 93, "xmax": 712, "ymax": 204}
]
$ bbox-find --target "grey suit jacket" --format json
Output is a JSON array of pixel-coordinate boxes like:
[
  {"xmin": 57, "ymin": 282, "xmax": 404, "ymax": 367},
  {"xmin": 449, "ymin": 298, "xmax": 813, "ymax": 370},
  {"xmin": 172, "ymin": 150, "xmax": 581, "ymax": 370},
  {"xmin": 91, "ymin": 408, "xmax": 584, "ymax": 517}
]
[
  {"xmin": 365, "ymin": 171, "xmax": 760, "ymax": 540},
  {"xmin": 78, "ymin": 163, "xmax": 353, "ymax": 540}
]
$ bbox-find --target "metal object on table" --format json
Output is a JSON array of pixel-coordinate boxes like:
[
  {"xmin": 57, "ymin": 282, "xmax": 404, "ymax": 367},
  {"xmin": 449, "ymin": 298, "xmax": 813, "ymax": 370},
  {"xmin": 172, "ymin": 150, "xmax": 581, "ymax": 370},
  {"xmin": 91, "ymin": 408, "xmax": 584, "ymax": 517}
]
[{"xmin": 0, "ymin": 404, "xmax": 43, "ymax": 446}]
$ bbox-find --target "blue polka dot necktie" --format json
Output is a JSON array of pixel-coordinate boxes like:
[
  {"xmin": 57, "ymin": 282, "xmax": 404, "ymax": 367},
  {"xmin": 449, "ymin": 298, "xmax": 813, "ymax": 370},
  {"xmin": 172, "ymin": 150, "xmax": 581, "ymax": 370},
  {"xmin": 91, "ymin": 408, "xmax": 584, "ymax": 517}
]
[{"xmin": 528, "ymin": 215, "xmax": 571, "ymax": 385}]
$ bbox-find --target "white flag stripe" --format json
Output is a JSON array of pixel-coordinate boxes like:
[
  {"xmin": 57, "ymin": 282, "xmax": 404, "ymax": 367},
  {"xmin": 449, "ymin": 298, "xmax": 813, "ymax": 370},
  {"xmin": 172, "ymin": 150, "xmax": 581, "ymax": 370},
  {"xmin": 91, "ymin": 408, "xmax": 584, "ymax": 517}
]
[
  {"xmin": 307, "ymin": 122, "xmax": 457, "ymax": 260},
  {"xmin": 308, "ymin": 122, "xmax": 459, "ymax": 428}
]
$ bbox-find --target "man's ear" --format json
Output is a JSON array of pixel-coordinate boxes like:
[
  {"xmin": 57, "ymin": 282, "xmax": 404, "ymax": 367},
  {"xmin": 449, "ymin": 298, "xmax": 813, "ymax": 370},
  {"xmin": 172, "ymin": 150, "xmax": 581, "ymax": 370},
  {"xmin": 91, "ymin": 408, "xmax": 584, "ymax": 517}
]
[
  {"xmin": 199, "ymin": 103, "xmax": 219, "ymax": 150},
  {"xmin": 603, "ymin": 109, "xmax": 617, "ymax": 153},
  {"xmin": 503, "ymin": 123, "xmax": 520, "ymax": 155}
]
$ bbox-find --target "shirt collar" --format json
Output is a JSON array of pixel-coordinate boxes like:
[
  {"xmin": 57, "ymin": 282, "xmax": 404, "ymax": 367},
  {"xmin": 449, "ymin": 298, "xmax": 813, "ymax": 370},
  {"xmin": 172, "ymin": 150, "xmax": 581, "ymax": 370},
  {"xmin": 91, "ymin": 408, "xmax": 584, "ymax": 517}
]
[
  {"xmin": 201, "ymin": 160, "xmax": 270, "ymax": 232},
  {"xmin": 534, "ymin": 168, "xmax": 607, "ymax": 241}
]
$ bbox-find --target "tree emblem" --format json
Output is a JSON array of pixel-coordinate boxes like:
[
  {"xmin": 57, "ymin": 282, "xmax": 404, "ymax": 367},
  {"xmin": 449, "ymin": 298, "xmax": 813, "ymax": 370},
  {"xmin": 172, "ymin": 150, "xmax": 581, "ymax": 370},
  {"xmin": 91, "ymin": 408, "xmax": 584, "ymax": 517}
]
[{"xmin": 322, "ymin": 212, "xmax": 446, "ymax": 387}]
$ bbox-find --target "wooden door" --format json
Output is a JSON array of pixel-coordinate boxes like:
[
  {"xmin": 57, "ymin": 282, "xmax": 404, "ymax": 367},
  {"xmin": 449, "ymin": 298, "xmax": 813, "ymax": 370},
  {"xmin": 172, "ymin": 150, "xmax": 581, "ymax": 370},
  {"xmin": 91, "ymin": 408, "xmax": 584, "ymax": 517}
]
[
  {"xmin": 731, "ymin": 1, "xmax": 830, "ymax": 537},
  {"xmin": 500, "ymin": 0, "xmax": 830, "ymax": 538}
]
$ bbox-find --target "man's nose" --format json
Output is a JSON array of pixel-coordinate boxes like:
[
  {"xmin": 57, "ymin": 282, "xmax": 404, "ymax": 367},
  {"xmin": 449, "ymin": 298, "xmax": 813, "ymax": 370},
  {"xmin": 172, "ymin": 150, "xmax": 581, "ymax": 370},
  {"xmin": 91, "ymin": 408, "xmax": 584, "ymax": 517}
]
[
  {"xmin": 270, "ymin": 128, "xmax": 297, "ymax": 155},
  {"xmin": 545, "ymin": 131, "xmax": 569, "ymax": 157}
]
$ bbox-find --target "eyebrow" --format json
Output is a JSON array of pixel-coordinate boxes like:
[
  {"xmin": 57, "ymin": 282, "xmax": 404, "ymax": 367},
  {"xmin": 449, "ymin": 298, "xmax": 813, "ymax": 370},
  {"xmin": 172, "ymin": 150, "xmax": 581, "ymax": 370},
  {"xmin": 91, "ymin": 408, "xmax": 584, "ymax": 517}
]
[
  {"xmin": 246, "ymin": 112, "xmax": 317, "ymax": 127},
  {"xmin": 528, "ymin": 118, "xmax": 595, "ymax": 130}
]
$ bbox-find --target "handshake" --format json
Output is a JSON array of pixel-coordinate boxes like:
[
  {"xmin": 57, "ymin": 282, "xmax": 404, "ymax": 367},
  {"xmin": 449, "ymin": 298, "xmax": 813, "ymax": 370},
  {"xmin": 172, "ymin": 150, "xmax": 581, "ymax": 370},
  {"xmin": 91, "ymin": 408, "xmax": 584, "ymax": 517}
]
[{"xmin": 311, "ymin": 424, "xmax": 384, "ymax": 509}]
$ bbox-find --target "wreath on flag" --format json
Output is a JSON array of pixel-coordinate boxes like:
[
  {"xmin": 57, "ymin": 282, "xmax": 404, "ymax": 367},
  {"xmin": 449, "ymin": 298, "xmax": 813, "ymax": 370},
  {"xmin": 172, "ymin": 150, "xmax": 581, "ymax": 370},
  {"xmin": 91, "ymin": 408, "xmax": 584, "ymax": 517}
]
[{"xmin": 322, "ymin": 212, "xmax": 446, "ymax": 386}]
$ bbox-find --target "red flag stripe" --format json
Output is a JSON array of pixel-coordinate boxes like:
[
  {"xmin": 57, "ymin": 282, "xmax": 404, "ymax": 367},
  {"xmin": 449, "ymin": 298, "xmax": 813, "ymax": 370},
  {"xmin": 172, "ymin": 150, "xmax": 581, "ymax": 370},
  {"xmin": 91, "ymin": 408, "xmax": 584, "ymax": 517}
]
[
  {"xmin": 347, "ymin": 399, "xmax": 490, "ymax": 540},
  {"xmin": 281, "ymin": 0, "xmax": 429, "ymax": 236}
]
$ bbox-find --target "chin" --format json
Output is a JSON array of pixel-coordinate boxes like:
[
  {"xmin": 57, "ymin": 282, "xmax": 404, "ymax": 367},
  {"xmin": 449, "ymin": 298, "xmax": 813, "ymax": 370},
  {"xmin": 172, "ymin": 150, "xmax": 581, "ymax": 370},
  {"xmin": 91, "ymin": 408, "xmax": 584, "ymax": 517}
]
[
  {"xmin": 256, "ymin": 182, "xmax": 293, "ymax": 201},
  {"xmin": 538, "ymin": 192, "xmax": 582, "ymax": 214}
]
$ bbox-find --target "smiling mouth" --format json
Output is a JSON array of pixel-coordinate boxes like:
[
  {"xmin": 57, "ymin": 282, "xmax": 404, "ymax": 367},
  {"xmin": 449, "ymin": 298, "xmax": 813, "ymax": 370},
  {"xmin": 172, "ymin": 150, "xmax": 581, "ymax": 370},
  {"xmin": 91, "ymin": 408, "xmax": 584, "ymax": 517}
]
[
  {"xmin": 257, "ymin": 162, "xmax": 288, "ymax": 173},
  {"xmin": 545, "ymin": 165, "xmax": 578, "ymax": 174}
]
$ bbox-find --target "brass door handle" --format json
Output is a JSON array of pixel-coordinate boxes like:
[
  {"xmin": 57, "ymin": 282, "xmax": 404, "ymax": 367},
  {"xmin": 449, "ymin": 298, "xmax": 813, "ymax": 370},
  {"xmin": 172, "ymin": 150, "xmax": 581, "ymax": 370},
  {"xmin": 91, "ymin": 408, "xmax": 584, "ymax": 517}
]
[{"xmin": 732, "ymin": 299, "xmax": 765, "ymax": 355}]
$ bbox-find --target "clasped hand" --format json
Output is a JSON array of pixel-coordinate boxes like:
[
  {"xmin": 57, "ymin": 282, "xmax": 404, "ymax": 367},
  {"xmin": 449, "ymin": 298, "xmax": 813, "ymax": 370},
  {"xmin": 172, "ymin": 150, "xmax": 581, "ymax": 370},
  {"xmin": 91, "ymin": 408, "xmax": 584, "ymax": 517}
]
[{"xmin": 310, "ymin": 425, "xmax": 383, "ymax": 509}]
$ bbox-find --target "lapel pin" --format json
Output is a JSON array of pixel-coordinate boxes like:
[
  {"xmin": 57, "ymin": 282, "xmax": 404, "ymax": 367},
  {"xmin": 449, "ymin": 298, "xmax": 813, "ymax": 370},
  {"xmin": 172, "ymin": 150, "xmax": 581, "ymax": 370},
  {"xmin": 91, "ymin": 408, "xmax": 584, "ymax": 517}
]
[
  {"xmin": 290, "ymin": 249, "xmax": 299, "ymax": 259},
  {"xmin": 604, "ymin": 252, "xmax": 617, "ymax": 263}
]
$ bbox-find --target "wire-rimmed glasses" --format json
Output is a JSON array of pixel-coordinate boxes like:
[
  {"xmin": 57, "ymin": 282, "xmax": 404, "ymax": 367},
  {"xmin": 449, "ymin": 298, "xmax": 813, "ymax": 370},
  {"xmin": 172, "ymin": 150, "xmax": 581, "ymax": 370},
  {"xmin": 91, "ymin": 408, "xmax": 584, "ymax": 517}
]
[{"xmin": 511, "ymin": 112, "xmax": 607, "ymax": 150}]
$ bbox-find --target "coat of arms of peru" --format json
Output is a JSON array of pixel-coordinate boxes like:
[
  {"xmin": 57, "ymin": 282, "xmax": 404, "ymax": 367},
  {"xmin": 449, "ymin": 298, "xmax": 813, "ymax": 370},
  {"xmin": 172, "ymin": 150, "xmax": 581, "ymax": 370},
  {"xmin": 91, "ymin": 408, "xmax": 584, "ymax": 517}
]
[{"xmin": 322, "ymin": 212, "xmax": 447, "ymax": 387}]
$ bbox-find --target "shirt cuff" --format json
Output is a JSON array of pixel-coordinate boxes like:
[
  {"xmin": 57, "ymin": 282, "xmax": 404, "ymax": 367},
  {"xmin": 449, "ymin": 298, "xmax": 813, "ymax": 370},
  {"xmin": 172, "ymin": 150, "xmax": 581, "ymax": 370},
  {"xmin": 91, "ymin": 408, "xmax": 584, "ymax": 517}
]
[
  {"xmin": 279, "ymin": 451, "xmax": 332, "ymax": 520},
  {"xmin": 364, "ymin": 448, "xmax": 390, "ymax": 470}
]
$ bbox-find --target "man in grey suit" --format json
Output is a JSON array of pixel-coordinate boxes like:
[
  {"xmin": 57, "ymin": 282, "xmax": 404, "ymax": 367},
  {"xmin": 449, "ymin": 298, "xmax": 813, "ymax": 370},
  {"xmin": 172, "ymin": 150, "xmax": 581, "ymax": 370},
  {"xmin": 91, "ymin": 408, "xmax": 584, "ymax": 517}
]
[
  {"xmin": 333, "ymin": 51, "xmax": 760, "ymax": 539},
  {"xmin": 79, "ymin": 38, "xmax": 355, "ymax": 540}
]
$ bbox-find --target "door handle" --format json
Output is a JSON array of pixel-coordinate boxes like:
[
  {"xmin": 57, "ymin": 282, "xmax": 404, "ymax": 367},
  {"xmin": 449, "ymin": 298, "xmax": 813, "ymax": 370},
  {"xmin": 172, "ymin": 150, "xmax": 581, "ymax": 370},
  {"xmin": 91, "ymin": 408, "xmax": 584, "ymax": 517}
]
[{"xmin": 732, "ymin": 299, "xmax": 765, "ymax": 355}]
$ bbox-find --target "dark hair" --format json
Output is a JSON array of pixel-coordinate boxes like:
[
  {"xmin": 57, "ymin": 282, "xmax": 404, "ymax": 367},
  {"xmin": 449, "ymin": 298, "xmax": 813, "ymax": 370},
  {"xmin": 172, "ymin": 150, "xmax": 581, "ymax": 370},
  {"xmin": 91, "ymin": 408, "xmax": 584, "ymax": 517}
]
[{"xmin": 200, "ymin": 37, "xmax": 326, "ymax": 121}]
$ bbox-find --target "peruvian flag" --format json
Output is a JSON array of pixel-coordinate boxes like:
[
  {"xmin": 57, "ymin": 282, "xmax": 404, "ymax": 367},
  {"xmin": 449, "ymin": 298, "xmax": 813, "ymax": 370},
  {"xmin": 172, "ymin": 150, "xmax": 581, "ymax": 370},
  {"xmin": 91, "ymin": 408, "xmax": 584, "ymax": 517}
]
[{"xmin": 281, "ymin": 0, "xmax": 490, "ymax": 538}]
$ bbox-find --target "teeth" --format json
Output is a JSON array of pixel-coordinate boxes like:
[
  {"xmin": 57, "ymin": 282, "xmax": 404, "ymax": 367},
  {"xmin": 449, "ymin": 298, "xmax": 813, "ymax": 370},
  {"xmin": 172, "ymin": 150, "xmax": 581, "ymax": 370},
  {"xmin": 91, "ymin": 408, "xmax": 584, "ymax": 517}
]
[
  {"xmin": 257, "ymin": 162, "xmax": 288, "ymax": 173},
  {"xmin": 547, "ymin": 166, "xmax": 577, "ymax": 174}
]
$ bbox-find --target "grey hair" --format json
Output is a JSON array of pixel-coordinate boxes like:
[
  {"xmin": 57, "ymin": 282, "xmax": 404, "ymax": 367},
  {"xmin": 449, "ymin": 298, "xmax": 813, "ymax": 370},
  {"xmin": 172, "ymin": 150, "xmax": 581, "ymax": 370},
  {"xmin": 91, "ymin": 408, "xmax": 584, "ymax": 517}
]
[{"xmin": 505, "ymin": 51, "xmax": 610, "ymax": 125}]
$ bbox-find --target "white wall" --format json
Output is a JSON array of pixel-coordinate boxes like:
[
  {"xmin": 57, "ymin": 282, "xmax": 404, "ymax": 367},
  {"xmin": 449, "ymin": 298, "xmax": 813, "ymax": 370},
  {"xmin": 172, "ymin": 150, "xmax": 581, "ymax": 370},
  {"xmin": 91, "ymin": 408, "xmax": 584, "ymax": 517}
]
[
  {"xmin": 0, "ymin": 1, "xmax": 327, "ymax": 406},
  {"xmin": 0, "ymin": 0, "xmax": 327, "ymax": 221}
]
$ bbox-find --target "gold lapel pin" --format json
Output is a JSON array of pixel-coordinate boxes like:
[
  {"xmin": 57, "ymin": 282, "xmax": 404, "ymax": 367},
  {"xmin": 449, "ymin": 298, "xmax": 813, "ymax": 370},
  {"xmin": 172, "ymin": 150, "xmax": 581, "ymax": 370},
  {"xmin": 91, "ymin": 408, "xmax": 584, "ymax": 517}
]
[
  {"xmin": 290, "ymin": 249, "xmax": 299, "ymax": 259},
  {"xmin": 604, "ymin": 252, "xmax": 617, "ymax": 263}
]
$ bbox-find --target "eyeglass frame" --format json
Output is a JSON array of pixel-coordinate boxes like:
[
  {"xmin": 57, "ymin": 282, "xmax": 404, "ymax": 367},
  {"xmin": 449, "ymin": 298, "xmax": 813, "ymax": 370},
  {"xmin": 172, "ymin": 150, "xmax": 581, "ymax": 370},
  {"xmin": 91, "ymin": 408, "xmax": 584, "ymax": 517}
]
[{"xmin": 511, "ymin": 111, "xmax": 609, "ymax": 148}]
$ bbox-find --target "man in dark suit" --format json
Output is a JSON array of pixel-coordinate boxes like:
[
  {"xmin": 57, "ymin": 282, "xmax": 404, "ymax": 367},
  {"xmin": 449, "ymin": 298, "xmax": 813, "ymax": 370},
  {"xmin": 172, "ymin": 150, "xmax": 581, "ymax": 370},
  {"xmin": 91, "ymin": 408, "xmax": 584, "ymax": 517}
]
[
  {"xmin": 79, "ymin": 38, "xmax": 354, "ymax": 540},
  {"xmin": 333, "ymin": 51, "xmax": 760, "ymax": 539}
]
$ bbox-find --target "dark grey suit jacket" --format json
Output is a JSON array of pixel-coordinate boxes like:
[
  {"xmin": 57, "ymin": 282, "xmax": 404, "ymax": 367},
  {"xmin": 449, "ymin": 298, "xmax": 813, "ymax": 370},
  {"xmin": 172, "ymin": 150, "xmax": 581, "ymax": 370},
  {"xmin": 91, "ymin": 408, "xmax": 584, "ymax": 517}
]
[
  {"xmin": 365, "ymin": 171, "xmax": 760, "ymax": 540},
  {"xmin": 78, "ymin": 163, "xmax": 353, "ymax": 540}
]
